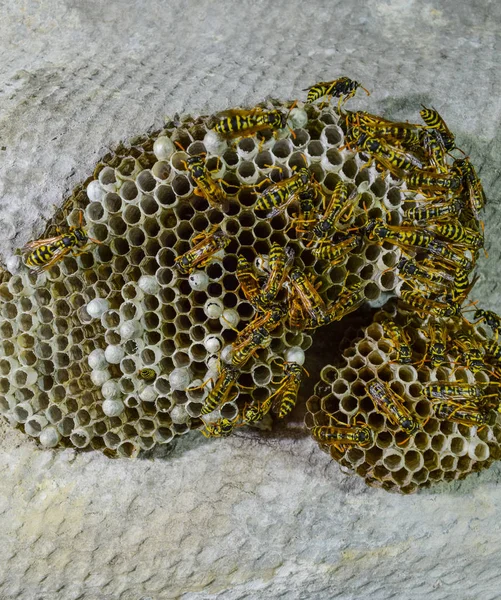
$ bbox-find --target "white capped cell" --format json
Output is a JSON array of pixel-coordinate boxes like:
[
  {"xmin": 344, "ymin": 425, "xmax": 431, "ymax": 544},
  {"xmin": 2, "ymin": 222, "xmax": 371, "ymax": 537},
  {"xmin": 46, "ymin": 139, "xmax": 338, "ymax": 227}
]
[
  {"xmin": 86, "ymin": 180, "xmax": 105, "ymax": 202},
  {"xmin": 170, "ymin": 405, "xmax": 190, "ymax": 424},
  {"xmin": 87, "ymin": 298, "xmax": 110, "ymax": 319},
  {"xmin": 203, "ymin": 129, "xmax": 227, "ymax": 155},
  {"xmin": 90, "ymin": 369, "xmax": 111, "ymax": 386},
  {"xmin": 188, "ymin": 270, "xmax": 209, "ymax": 291},
  {"xmin": 288, "ymin": 107, "xmax": 308, "ymax": 130},
  {"xmin": 153, "ymin": 136, "xmax": 176, "ymax": 161},
  {"xmin": 169, "ymin": 367, "xmax": 191, "ymax": 391},
  {"xmin": 204, "ymin": 298, "xmax": 224, "ymax": 319},
  {"xmin": 101, "ymin": 380, "xmax": 120, "ymax": 399},
  {"xmin": 138, "ymin": 275, "xmax": 160, "ymax": 295},
  {"xmin": 40, "ymin": 426, "xmax": 61, "ymax": 447},
  {"xmin": 105, "ymin": 345, "xmax": 125, "ymax": 365},
  {"xmin": 285, "ymin": 346, "xmax": 306, "ymax": 366},
  {"xmin": 139, "ymin": 385, "xmax": 158, "ymax": 403},
  {"xmin": 88, "ymin": 349, "xmax": 107, "ymax": 370},
  {"xmin": 221, "ymin": 308, "xmax": 239, "ymax": 328},
  {"xmin": 102, "ymin": 399, "xmax": 125, "ymax": 417},
  {"xmin": 204, "ymin": 335, "xmax": 223, "ymax": 354},
  {"xmin": 119, "ymin": 320, "xmax": 143, "ymax": 340}
]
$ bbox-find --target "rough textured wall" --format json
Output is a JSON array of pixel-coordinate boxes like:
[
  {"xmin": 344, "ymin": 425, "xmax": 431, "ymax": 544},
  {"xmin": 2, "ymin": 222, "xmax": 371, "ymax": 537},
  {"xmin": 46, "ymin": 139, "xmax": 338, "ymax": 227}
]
[{"xmin": 1, "ymin": 1, "xmax": 501, "ymax": 599}]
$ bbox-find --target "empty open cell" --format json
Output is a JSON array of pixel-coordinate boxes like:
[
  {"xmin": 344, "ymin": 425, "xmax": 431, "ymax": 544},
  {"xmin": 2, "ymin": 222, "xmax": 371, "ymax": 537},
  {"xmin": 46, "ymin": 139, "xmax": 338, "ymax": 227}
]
[
  {"xmin": 376, "ymin": 431, "xmax": 393, "ymax": 449},
  {"xmin": 367, "ymin": 412, "xmax": 385, "ymax": 432}
]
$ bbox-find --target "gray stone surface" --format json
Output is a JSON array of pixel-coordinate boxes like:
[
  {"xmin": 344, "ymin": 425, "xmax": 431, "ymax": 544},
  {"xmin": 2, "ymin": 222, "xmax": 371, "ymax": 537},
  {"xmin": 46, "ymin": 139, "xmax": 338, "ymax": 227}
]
[{"xmin": 1, "ymin": 1, "xmax": 501, "ymax": 598}]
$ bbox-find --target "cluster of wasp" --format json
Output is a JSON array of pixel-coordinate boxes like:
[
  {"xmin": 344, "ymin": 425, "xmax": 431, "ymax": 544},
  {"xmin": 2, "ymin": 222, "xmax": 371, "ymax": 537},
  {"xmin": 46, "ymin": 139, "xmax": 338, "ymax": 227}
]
[{"xmin": 15, "ymin": 75, "xmax": 499, "ymax": 477}]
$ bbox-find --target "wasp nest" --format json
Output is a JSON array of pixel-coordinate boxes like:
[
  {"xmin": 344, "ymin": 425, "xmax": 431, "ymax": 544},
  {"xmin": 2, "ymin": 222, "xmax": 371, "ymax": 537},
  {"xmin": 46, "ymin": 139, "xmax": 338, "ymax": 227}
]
[
  {"xmin": 306, "ymin": 304, "xmax": 501, "ymax": 494},
  {"xmin": 0, "ymin": 98, "xmax": 407, "ymax": 456}
]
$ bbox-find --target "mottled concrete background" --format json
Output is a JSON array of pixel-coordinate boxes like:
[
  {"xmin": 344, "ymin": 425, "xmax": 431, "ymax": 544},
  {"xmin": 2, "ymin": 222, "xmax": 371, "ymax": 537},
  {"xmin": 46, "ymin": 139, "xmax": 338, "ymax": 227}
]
[{"xmin": 1, "ymin": 1, "xmax": 501, "ymax": 599}]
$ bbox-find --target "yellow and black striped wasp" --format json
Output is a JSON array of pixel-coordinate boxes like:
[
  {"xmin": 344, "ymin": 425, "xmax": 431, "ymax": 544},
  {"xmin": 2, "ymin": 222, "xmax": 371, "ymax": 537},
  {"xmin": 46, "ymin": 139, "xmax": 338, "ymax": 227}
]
[
  {"xmin": 418, "ymin": 129, "xmax": 448, "ymax": 173},
  {"xmin": 434, "ymin": 402, "xmax": 489, "ymax": 428},
  {"xmin": 405, "ymin": 170, "xmax": 461, "ymax": 192},
  {"xmin": 236, "ymin": 255, "xmax": 262, "ymax": 309},
  {"xmin": 471, "ymin": 309, "xmax": 501, "ymax": 339},
  {"xmin": 311, "ymin": 421, "xmax": 373, "ymax": 450},
  {"xmin": 286, "ymin": 266, "xmax": 327, "ymax": 329},
  {"xmin": 380, "ymin": 318, "xmax": 413, "ymax": 364},
  {"xmin": 257, "ymin": 243, "xmax": 294, "ymax": 306},
  {"xmin": 403, "ymin": 197, "xmax": 464, "ymax": 225},
  {"xmin": 312, "ymin": 234, "xmax": 360, "ymax": 267},
  {"xmin": 185, "ymin": 155, "xmax": 226, "ymax": 207},
  {"xmin": 201, "ymin": 417, "xmax": 237, "ymax": 438},
  {"xmin": 308, "ymin": 181, "xmax": 359, "ymax": 241},
  {"xmin": 213, "ymin": 103, "xmax": 293, "ymax": 139},
  {"xmin": 269, "ymin": 361, "xmax": 308, "ymax": 419},
  {"xmin": 420, "ymin": 105, "xmax": 456, "ymax": 151},
  {"xmin": 305, "ymin": 77, "xmax": 370, "ymax": 109},
  {"xmin": 447, "ymin": 265, "xmax": 478, "ymax": 306},
  {"xmin": 450, "ymin": 332, "xmax": 485, "ymax": 374},
  {"xmin": 197, "ymin": 365, "xmax": 240, "ymax": 416},
  {"xmin": 399, "ymin": 289, "xmax": 461, "ymax": 319},
  {"xmin": 175, "ymin": 225, "xmax": 230, "ymax": 275},
  {"xmin": 22, "ymin": 211, "xmax": 101, "ymax": 272},
  {"xmin": 308, "ymin": 281, "xmax": 366, "ymax": 329},
  {"xmin": 240, "ymin": 396, "xmax": 274, "ymax": 425},
  {"xmin": 396, "ymin": 257, "xmax": 454, "ymax": 292},
  {"xmin": 255, "ymin": 167, "xmax": 314, "ymax": 213},
  {"xmin": 453, "ymin": 157, "xmax": 486, "ymax": 220},
  {"xmin": 366, "ymin": 380, "xmax": 421, "ymax": 440},
  {"xmin": 231, "ymin": 305, "xmax": 286, "ymax": 368},
  {"xmin": 355, "ymin": 133, "xmax": 424, "ymax": 176},
  {"xmin": 137, "ymin": 368, "xmax": 157, "ymax": 382},
  {"xmin": 422, "ymin": 320, "xmax": 448, "ymax": 369},
  {"xmin": 426, "ymin": 382, "xmax": 484, "ymax": 402},
  {"xmin": 365, "ymin": 219, "xmax": 435, "ymax": 252},
  {"xmin": 430, "ymin": 222, "xmax": 484, "ymax": 251},
  {"xmin": 344, "ymin": 110, "xmax": 421, "ymax": 150},
  {"xmin": 426, "ymin": 239, "xmax": 473, "ymax": 271}
]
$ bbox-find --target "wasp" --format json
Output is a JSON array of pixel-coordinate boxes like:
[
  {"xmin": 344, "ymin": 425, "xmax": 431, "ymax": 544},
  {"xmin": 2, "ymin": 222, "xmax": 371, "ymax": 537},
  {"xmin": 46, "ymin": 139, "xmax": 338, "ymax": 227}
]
[
  {"xmin": 424, "ymin": 320, "xmax": 448, "ymax": 369},
  {"xmin": 185, "ymin": 155, "xmax": 226, "ymax": 207},
  {"xmin": 365, "ymin": 219, "xmax": 435, "ymax": 251},
  {"xmin": 397, "ymin": 257, "xmax": 454, "ymax": 290},
  {"xmin": 420, "ymin": 105, "xmax": 455, "ymax": 151},
  {"xmin": 471, "ymin": 309, "xmax": 501, "ymax": 339},
  {"xmin": 345, "ymin": 111, "xmax": 421, "ymax": 149},
  {"xmin": 431, "ymin": 222, "xmax": 484, "ymax": 250},
  {"xmin": 268, "ymin": 362, "xmax": 308, "ymax": 419},
  {"xmin": 399, "ymin": 289, "xmax": 460, "ymax": 319},
  {"xmin": 380, "ymin": 319, "xmax": 413, "ymax": 364},
  {"xmin": 201, "ymin": 417, "xmax": 237, "ymax": 438},
  {"xmin": 356, "ymin": 134, "xmax": 423, "ymax": 176},
  {"xmin": 447, "ymin": 265, "xmax": 478, "ymax": 305},
  {"xmin": 309, "ymin": 281, "xmax": 365, "ymax": 329},
  {"xmin": 198, "ymin": 365, "xmax": 240, "ymax": 415},
  {"xmin": 22, "ymin": 211, "xmax": 101, "ymax": 272},
  {"xmin": 236, "ymin": 255, "xmax": 262, "ymax": 308},
  {"xmin": 257, "ymin": 244, "xmax": 294, "ymax": 306},
  {"xmin": 255, "ymin": 167, "xmax": 314, "ymax": 213},
  {"xmin": 240, "ymin": 396, "xmax": 274, "ymax": 425},
  {"xmin": 305, "ymin": 77, "xmax": 370, "ymax": 109},
  {"xmin": 485, "ymin": 340, "xmax": 501, "ymax": 362},
  {"xmin": 137, "ymin": 368, "xmax": 156, "ymax": 382},
  {"xmin": 175, "ymin": 225, "xmax": 230, "ymax": 275},
  {"xmin": 312, "ymin": 235, "xmax": 360, "ymax": 266},
  {"xmin": 434, "ymin": 402, "xmax": 489, "ymax": 427},
  {"xmin": 366, "ymin": 380, "xmax": 420, "ymax": 437},
  {"xmin": 419, "ymin": 129, "xmax": 448, "ymax": 173},
  {"xmin": 426, "ymin": 382, "xmax": 483, "ymax": 402},
  {"xmin": 286, "ymin": 267, "xmax": 327, "ymax": 328},
  {"xmin": 453, "ymin": 158, "xmax": 486, "ymax": 220},
  {"xmin": 426, "ymin": 239, "xmax": 472, "ymax": 271},
  {"xmin": 405, "ymin": 170, "xmax": 461, "ymax": 192},
  {"xmin": 403, "ymin": 197, "xmax": 464, "ymax": 224},
  {"xmin": 311, "ymin": 423, "xmax": 373, "ymax": 449},
  {"xmin": 309, "ymin": 182, "xmax": 359, "ymax": 240},
  {"xmin": 451, "ymin": 332, "xmax": 485, "ymax": 374},
  {"xmin": 213, "ymin": 106, "xmax": 290, "ymax": 139},
  {"xmin": 231, "ymin": 305, "xmax": 285, "ymax": 368}
]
